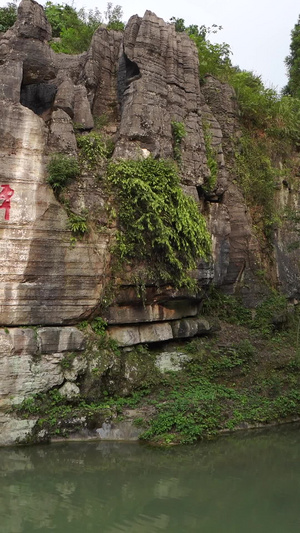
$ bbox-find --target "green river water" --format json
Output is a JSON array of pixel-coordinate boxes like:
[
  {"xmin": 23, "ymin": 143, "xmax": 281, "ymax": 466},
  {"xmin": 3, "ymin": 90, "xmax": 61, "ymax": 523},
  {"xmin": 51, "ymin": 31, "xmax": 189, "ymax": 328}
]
[{"xmin": 1, "ymin": 425, "xmax": 300, "ymax": 532}]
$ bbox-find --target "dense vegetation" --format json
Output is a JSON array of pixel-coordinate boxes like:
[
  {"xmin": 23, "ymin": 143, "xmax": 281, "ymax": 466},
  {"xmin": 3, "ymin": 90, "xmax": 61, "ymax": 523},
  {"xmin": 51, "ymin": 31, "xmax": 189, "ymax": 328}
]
[
  {"xmin": 0, "ymin": 1, "xmax": 124, "ymax": 53},
  {"xmin": 0, "ymin": 0, "xmax": 16, "ymax": 31},
  {"xmin": 107, "ymin": 157, "xmax": 211, "ymax": 290},
  {"xmin": 46, "ymin": 1, "xmax": 124, "ymax": 53},
  {"xmin": 16, "ymin": 292, "xmax": 300, "ymax": 445}
]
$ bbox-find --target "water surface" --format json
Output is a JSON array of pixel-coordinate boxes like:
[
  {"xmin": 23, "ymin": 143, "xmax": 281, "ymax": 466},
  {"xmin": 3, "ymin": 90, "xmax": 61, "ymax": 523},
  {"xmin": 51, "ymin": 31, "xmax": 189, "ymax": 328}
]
[{"xmin": 1, "ymin": 426, "xmax": 300, "ymax": 532}]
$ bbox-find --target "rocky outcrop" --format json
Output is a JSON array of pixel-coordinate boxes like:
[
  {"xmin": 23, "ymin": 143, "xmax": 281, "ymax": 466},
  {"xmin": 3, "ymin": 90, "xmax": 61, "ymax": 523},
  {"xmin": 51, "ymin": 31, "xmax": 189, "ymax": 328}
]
[
  {"xmin": 1, "ymin": 0, "xmax": 300, "ymax": 445},
  {"xmin": 0, "ymin": 327, "xmax": 86, "ymax": 408},
  {"xmin": 108, "ymin": 316, "xmax": 212, "ymax": 346},
  {"xmin": 114, "ymin": 11, "xmax": 209, "ymax": 186}
]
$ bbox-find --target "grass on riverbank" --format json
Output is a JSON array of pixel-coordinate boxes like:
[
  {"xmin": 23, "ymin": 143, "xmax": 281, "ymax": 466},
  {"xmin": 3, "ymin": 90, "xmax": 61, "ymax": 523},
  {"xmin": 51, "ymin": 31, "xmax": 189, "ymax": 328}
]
[{"xmin": 16, "ymin": 313, "xmax": 300, "ymax": 446}]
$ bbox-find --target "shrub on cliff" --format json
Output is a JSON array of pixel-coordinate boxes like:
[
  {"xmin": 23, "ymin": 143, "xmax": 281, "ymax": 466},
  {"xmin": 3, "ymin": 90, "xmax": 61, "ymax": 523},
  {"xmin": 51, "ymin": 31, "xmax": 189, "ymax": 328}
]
[
  {"xmin": 45, "ymin": 1, "xmax": 124, "ymax": 54},
  {"xmin": 47, "ymin": 153, "xmax": 80, "ymax": 193},
  {"xmin": 107, "ymin": 157, "xmax": 211, "ymax": 290},
  {"xmin": 170, "ymin": 18, "xmax": 232, "ymax": 82}
]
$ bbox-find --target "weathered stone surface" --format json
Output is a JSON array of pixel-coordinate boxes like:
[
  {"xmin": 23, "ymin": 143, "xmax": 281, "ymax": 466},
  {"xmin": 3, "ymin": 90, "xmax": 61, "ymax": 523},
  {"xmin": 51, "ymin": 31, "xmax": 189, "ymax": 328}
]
[
  {"xmin": 0, "ymin": 327, "xmax": 85, "ymax": 408},
  {"xmin": 73, "ymin": 85, "xmax": 94, "ymax": 129},
  {"xmin": 0, "ymin": 413, "xmax": 37, "ymax": 446},
  {"xmin": 209, "ymin": 203, "xmax": 231, "ymax": 286},
  {"xmin": 108, "ymin": 316, "xmax": 212, "ymax": 346},
  {"xmin": 96, "ymin": 420, "xmax": 142, "ymax": 441},
  {"xmin": 0, "ymin": 102, "xmax": 108, "ymax": 325},
  {"xmin": 108, "ymin": 322, "xmax": 173, "ymax": 346},
  {"xmin": 84, "ymin": 27, "xmax": 123, "ymax": 119},
  {"xmin": 155, "ymin": 351, "xmax": 190, "ymax": 372},
  {"xmin": 54, "ymin": 78, "xmax": 75, "ymax": 118},
  {"xmin": 59, "ymin": 381, "xmax": 80, "ymax": 399},
  {"xmin": 48, "ymin": 108, "xmax": 78, "ymax": 153},
  {"xmin": 171, "ymin": 316, "xmax": 211, "ymax": 338},
  {"xmin": 37, "ymin": 327, "xmax": 86, "ymax": 354},
  {"xmin": 273, "ymin": 184, "xmax": 300, "ymax": 300},
  {"xmin": 114, "ymin": 11, "xmax": 208, "ymax": 186},
  {"xmin": 104, "ymin": 300, "xmax": 199, "ymax": 324},
  {"xmin": 0, "ymin": 61, "xmax": 23, "ymax": 102},
  {"xmin": 64, "ymin": 356, "xmax": 88, "ymax": 382},
  {"xmin": 15, "ymin": 0, "xmax": 52, "ymax": 41},
  {"xmin": 202, "ymin": 75, "xmax": 272, "ymax": 305}
]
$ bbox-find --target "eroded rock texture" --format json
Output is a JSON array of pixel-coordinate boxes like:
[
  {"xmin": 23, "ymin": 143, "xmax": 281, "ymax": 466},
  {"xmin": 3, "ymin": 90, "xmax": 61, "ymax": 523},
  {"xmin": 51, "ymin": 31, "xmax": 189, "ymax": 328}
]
[{"xmin": 1, "ymin": 0, "xmax": 300, "ymax": 445}]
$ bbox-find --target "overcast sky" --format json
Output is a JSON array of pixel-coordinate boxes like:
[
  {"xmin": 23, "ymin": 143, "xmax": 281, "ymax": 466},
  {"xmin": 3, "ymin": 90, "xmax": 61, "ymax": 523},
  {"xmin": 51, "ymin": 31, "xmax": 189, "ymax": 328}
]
[
  {"xmin": 73, "ymin": 0, "xmax": 300, "ymax": 91},
  {"xmin": 3, "ymin": 0, "xmax": 300, "ymax": 91}
]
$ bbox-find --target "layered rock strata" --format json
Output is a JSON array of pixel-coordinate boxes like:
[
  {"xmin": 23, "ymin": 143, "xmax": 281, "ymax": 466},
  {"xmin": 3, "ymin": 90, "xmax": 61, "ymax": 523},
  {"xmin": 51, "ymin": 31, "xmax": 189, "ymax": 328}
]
[{"xmin": 1, "ymin": 0, "xmax": 300, "ymax": 445}]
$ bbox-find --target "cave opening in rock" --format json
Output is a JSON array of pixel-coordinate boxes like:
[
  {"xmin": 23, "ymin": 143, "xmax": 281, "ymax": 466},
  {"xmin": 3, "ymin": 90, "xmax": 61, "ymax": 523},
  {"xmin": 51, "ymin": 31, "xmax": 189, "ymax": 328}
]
[
  {"xmin": 124, "ymin": 53, "xmax": 141, "ymax": 82},
  {"xmin": 117, "ymin": 52, "xmax": 141, "ymax": 102},
  {"xmin": 20, "ymin": 82, "xmax": 57, "ymax": 116}
]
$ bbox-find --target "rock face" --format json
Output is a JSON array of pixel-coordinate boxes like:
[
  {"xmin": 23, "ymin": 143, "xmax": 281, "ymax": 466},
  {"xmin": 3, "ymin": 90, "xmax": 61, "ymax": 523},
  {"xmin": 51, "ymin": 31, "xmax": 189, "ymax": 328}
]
[
  {"xmin": 0, "ymin": 327, "xmax": 86, "ymax": 408},
  {"xmin": 0, "ymin": 0, "xmax": 300, "ymax": 445},
  {"xmin": 115, "ymin": 11, "xmax": 208, "ymax": 186},
  {"xmin": 0, "ymin": 0, "xmax": 283, "ymax": 328}
]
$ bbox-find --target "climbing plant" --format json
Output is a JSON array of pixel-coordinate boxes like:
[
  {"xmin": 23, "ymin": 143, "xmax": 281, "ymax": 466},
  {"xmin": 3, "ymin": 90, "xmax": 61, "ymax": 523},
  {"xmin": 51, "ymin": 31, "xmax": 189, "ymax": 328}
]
[
  {"xmin": 106, "ymin": 157, "xmax": 211, "ymax": 290},
  {"xmin": 171, "ymin": 121, "xmax": 186, "ymax": 164},
  {"xmin": 202, "ymin": 121, "xmax": 218, "ymax": 193}
]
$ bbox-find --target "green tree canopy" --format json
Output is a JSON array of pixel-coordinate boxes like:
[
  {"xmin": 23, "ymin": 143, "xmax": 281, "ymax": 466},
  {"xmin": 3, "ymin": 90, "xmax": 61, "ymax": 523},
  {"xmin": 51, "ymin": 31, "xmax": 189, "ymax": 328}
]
[
  {"xmin": 0, "ymin": 1, "xmax": 17, "ymax": 32},
  {"xmin": 284, "ymin": 15, "xmax": 300, "ymax": 98},
  {"xmin": 45, "ymin": 1, "xmax": 124, "ymax": 54},
  {"xmin": 170, "ymin": 17, "xmax": 232, "ymax": 81},
  {"xmin": 0, "ymin": 1, "xmax": 124, "ymax": 53}
]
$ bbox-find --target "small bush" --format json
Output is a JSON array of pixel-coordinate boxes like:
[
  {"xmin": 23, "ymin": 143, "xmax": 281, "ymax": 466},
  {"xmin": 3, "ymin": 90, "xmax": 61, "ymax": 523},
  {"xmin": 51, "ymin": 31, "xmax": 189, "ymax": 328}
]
[
  {"xmin": 171, "ymin": 121, "xmax": 186, "ymax": 163},
  {"xmin": 91, "ymin": 317, "xmax": 107, "ymax": 336},
  {"xmin": 236, "ymin": 339, "xmax": 256, "ymax": 360},
  {"xmin": 77, "ymin": 132, "xmax": 114, "ymax": 170},
  {"xmin": 68, "ymin": 211, "xmax": 88, "ymax": 236},
  {"xmin": 47, "ymin": 154, "xmax": 80, "ymax": 193}
]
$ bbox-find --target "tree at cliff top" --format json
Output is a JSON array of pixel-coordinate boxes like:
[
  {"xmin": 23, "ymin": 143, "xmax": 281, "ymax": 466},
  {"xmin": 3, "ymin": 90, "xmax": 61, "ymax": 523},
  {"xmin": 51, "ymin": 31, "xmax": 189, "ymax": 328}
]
[
  {"xmin": 46, "ymin": 1, "xmax": 124, "ymax": 53},
  {"xmin": 0, "ymin": 1, "xmax": 124, "ymax": 53},
  {"xmin": 170, "ymin": 17, "xmax": 232, "ymax": 81},
  {"xmin": 284, "ymin": 15, "xmax": 300, "ymax": 99},
  {"xmin": 0, "ymin": 1, "xmax": 16, "ymax": 31}
]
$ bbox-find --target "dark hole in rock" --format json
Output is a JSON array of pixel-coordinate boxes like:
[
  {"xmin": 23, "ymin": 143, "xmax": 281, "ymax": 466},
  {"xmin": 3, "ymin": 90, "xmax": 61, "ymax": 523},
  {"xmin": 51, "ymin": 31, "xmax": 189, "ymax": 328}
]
[
  {"xmin": 20, "ymin": 82, "xmax": 57, "ymax": 116},
  {"xmin": 117, "ymin": 52, "xmax": 141, "ymax": 102},
  {"xmin": 124, "ymin": 53, "xmax": 141, "ymax": 82},
  {"xmin": 196, "ymin": 185, "xmax": 223, "ymax": 203}
]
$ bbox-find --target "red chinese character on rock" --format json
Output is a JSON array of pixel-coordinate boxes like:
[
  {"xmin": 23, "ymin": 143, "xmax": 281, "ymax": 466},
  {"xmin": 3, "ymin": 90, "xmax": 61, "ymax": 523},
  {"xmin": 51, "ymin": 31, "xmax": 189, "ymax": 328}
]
[{"xmin": 0, "ymin": 184, "xmax": 14, "ymax": 221}]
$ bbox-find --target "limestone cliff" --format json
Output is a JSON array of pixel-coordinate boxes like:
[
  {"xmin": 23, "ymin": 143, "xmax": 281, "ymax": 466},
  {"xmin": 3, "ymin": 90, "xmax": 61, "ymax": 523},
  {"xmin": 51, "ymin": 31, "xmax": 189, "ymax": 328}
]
[{"xmin": 0, "ymin": 0, "xmax": 299, "ymax": 445}]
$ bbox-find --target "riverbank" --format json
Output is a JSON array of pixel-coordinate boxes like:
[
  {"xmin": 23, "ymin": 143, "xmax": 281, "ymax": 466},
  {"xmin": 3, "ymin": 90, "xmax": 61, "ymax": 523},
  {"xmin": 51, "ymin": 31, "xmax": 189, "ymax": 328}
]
[{"xmin": 12, "ymin": 308, "xmax": 300, "ymax": 446}]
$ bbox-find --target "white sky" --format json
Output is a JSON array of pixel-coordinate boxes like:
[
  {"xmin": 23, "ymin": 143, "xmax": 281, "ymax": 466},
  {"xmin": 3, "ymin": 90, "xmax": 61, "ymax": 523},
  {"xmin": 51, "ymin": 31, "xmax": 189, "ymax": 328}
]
[{"xmin": 3, "ymin": 0, "xmax": 300, "ymax": 91}]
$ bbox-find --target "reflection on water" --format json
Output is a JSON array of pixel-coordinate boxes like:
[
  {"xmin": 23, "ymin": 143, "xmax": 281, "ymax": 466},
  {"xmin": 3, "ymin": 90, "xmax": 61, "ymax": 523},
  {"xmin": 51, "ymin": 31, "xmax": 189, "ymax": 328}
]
[{"xmin": 1, "ymin": 425, "xmax": 300, "ymax": 532}]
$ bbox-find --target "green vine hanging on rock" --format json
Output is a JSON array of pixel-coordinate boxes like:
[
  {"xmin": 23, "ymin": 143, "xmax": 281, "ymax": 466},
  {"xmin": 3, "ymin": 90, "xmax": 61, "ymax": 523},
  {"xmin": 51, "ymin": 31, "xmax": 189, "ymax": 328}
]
[
  {"xmin": 171, "ymin": 121, "xmax": 186, "ymax": 164},
  {"xmin": 202, "ymin": 121, "xmax": 218, "ymax": 193},
  {"xmin": 107, "ymin": 157, "xmax": 211, "ymax": 290}
]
